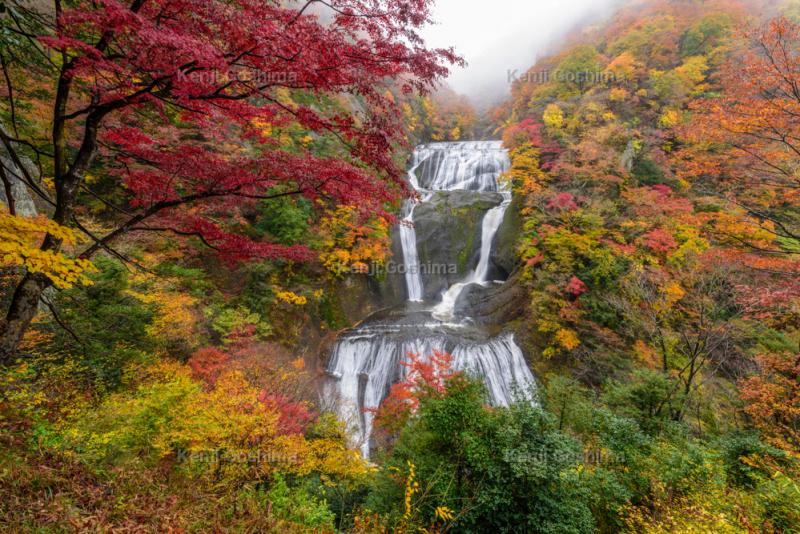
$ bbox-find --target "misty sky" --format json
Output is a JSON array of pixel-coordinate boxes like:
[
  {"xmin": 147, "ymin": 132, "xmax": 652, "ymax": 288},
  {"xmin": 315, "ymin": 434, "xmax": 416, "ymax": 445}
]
[{"xmin": 420, "ymin": 0, "xmax": 619, "ymax": 105}]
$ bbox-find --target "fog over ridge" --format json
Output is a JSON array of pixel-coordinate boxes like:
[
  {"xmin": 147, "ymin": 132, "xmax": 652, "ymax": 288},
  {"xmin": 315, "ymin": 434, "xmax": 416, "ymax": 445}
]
[{"xmin": 420, "ymin": 0, "xmax": 625, "ymax": 109}]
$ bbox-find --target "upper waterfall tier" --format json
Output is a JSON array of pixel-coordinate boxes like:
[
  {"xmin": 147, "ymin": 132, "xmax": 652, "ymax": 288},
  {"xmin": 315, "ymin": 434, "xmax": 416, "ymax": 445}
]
[{"xmin": 411, "ymin": 140, "xmax": 510, "ymax": 192}]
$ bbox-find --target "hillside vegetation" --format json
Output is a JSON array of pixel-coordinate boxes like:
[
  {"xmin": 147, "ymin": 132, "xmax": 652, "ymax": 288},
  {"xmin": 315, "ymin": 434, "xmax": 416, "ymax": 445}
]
[{"xmin": 0, "ymin": 0, "xmax": 798, "ymax": 532}]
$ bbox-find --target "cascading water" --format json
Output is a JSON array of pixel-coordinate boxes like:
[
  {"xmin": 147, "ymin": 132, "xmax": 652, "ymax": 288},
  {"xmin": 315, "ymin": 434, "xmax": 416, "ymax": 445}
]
[
  {"xmin": 399, "ymin": 207, "xmax": 423, "ymax": 302},
  {"xmin": 413, "ymin": 141, "xmax": 505, "ymax": 192},
  {"xmin": 398, "ymin": 157, "xmax": 426, "ymax": 302},
  {"xmin": 325, "ymin": 141, "xmax": 536, "ymax": 457},
  {"xmin": 431, "ymin": 190, "xmax": 511, "ymax": 321}
]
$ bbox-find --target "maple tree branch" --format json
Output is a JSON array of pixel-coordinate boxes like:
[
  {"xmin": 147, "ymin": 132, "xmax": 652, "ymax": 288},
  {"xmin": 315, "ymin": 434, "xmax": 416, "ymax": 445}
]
[
  {"xmin": 0, "ymin": 133, "xmax": 54, "ymax": 159},
  {"xmin": 76, "ymin": 186, "xmax": 308, "ymax": 259},
  {"xmin": 757, "ymin": 35, "xmax": 800, "ymax": 104},
  {"xmin": 0, "ymin": 129, "xmax": 55, "ymax": 207},
  {"xmin": 78, "ymin": 185, "xmax": 136, "ymax": 217},
  {"xmin": 0, "ymin": 53, "xmax": 19, "ymax": 138},
  {"xmin": 285, "ymin": 0, "xmax": 390, "ymax": 27},
  {"xmin": 289, "ymin": 0, "xmax": 320, "ymax": 26},
  {"xmin": 40, "ymin": 295, "xmax": 85, "ymax": 350},
  {"xmin": 129, "ymin": 226, "xmax": 221, "ymax": 251},
  {"xmin": 696, "ymin": 188, "xmax": 799, "ymax": 244},
  {"xmin": 94, "ymin": 0, "xmax": 147, "ymax": 53},
  {"xmin": 70, "ymin": 215, "xmax": 147, "ymax": 272},
  {"xmin": 717, "ymin": 232, "xmax": 795, "ymax": 256},
  {"xmin": 3, "ymin": 5, "xmax": 58, "ymax": 68},
  {"xmin": 0, "ymin": 159, "xmax": 52, "ymax": 208}
]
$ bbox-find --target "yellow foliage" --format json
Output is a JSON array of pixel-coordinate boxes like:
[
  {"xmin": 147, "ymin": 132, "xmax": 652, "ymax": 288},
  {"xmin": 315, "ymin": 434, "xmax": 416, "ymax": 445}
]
[
  {"xmin": 668, "ymin": 224, "xmax": 709, "ymax": 265},
  {"xmin": 621, "ymin": 486, "xmax": 750, "ymax": 534},
  {"xmin": 659, "ymin": 281, "xmax": 686, "ymax": 311},
  {"xmin": 62, "ymin": 361, "xmax": 200, "ymax": 463},
  {"xmin": 555, "ymin": 328, "xmax": 581, "ymax": 351},
  {"xmin": 276, "ymin": 290, "xmax": 308, "ymax": 306},
  {"xmin": 161, "ymin": 370, "xmax": 370, "ymax": 484},
  {"xmin": 609, "ymin": 87, "xmax": 629, "ymax": 102},
  {"xmin": 435, "ymin": 506, "xmax": 454, "ymax": 522},
  {"xmin": 543, "ymin": 103, "xmax": 565, "ymax": 129},
  {"xmin": 675, "ymin": 55, "xmax": 708, "ymax": 87},
  {"xmin": 250, "ymin": 117, "xmax": 272, "ymax": 137},
  {"xmin": 403, "ymin": 460, "xmax": 420, "ymax": 520},
  {"xmin": 713, "ymin": 211, "xmax": 776, "ymax": 248},
  {"xmin": 148, "ymin": 292, "xmax": 198, "ymax": 344},
  {"xmin": 581, "ymin": 101, "xmax": 604, "ymax": 123},
  {"xmin": 633, "ymin": 340, "xmax": 660, "ymax": 369},
  {"xmin": 658, "ymin": 108, "xmax": 681, "ymax": 128},
  {"xmin": 319, "ymin": 206, "xmax": 389, "ymax": 276},
  {"xmin": 277, "ymin": 432, "xmax": 373, "ymax": 484},
  {"xmin": 507, "ymin": 143, "xmax": 547, "ymax": 196},
  {"xmin": 125, "ymin": 272, "xmax": 199, "ymax": 348},
  {"xmin": 0, "ymin": 209, "xmax": 96, "ymax": 289},
  {"xmin": 605, "ymin": 51, "xmax": 641, "ymax": 82}
]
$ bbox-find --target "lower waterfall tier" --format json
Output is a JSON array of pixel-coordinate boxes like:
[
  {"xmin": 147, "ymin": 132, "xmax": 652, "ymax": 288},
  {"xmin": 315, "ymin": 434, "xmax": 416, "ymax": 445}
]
[{"xmin": 323, "ymin": 311, "xmax": 536, "ymax": 458}]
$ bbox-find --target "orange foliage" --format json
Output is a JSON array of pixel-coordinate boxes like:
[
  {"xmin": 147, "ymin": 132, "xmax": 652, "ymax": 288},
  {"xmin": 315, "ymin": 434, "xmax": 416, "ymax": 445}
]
[
  {"xmin": 188, "ymin": 347, "xmax": 231, "ymax": 387},
  {"xmin": 372, "ymin": 352, "xmax": 456, "ymax": 438},
  {"xmin": 740, "ymin": 352, "xmax": 800, "ymax": 457},
  {"xmin": 688, "ymin": 16, "xmax": 800, "ymax": 253}
]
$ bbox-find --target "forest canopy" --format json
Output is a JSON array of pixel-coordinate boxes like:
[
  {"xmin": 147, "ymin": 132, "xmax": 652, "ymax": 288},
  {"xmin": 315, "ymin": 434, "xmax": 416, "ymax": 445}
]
[{"xmin": 0, "ymin": 0, "xmax": 799, "ymax": 532}]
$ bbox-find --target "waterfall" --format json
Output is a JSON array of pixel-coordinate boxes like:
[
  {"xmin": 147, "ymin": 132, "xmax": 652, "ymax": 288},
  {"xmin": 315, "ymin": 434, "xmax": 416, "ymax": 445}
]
[
  {"xmin": 399, "ymin": 204, "xmax": 423, "ymax": 302},
  {"xmin": 326, "ymin": 328, "xmax": 533, "ymax": 458},
  {"xmin": 413, "ymin": 141, "xmax": 506, "ymax": 192},
  {"xmin": 399, "ymin": 159, "xmax": 425, "ymax": 302},
  {"xmin": 400, "ymin": 142, "xmax": 508, "ymax": 302},
  {"xmin": 325, "ymin": 141, "xmax": 536, "ymax": 457},
  {"xmin": 431, "ymin": 191, "xmax": 512, "ymax": 321}
]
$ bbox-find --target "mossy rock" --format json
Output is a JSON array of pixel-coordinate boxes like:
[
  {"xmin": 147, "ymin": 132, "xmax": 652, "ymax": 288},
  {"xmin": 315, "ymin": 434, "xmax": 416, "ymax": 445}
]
[
  {"xmin": 412, "ymin": 191, "xmax": 503, "ymax": 300},
  {"xmin": 490, "ymin": 194, "xmax": 524, "ymax": 279}
]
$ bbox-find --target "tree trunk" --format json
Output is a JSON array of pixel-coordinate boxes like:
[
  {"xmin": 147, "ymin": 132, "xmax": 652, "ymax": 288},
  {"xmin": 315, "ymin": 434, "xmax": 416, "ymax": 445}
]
[{"xmin": 0, "ymin": 272, "xmax": 51, "ymax": 364}]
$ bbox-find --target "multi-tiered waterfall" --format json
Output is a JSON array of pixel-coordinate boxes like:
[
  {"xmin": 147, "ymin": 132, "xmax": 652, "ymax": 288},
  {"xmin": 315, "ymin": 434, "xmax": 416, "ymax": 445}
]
[{"xmin": 325, "ymin": 141, "xmax": 536, "ymax": 457}]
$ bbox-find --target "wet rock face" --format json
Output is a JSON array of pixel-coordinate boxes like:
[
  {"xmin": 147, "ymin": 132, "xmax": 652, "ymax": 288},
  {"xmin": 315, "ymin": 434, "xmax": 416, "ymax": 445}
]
[
  {"xmin": 413, "ymin": 190, "xmax": 504, "ymax": 300},
  {"xmin": 333, "ymin": 273, "xmax": 405, "ymax": 323},
  {"xmin": 454, "ymin": 268, "xmax": 528, "ymax": 328},
  {"xmin": 490, "ymin": 194, "xmax": 523, "ymax": 279}
]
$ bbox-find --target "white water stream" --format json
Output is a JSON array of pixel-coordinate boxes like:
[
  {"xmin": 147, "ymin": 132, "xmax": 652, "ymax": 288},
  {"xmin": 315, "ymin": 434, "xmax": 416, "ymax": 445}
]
[{"xmin": 431, "ymin": 190, "xmax": 511, "ymax": 321}]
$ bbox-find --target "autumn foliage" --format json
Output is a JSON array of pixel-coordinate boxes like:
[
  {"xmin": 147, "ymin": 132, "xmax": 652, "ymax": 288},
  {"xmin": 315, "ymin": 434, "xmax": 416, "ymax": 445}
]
[
  {"xmin": 0, "ymin": 0, "xmax": 460, "ymax": 358},
  {"xmin": 372, "ymin": 351, "xmax": 456, "ymax": 438},
  {"xmin": 498, "ymin": 0, "xmax": 800, "ymax": 529},
  {"xmin": 2, "ymin": 0, "xmax": 800, "ymax": 531}
]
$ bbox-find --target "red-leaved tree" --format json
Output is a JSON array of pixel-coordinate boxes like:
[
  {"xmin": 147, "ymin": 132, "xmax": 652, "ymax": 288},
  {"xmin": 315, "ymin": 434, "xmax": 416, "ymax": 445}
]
[
  {"xmin": 371, "ymin": 351, "xmax": 455, "ymax": 439},
  {"xmin": 0, "ymin": 0, "xmax": 460, "ymax": 359}
]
